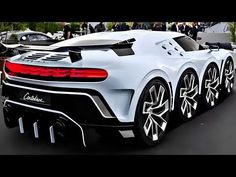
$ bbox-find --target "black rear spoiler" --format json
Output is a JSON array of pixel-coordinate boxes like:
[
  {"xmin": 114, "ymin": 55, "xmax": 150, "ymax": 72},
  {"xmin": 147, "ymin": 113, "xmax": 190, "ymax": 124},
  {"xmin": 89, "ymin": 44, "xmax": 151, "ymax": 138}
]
[
  {"xmin": 1, "ymin": 38, "xmax": 135, "ymax": 53},
  {"xmin": 205, "ymin": 42, "xmax": 236, "ymax": 51},
  {"xmin": 0, "ymin": 38, "xmax": 136, "ymax": 62}
]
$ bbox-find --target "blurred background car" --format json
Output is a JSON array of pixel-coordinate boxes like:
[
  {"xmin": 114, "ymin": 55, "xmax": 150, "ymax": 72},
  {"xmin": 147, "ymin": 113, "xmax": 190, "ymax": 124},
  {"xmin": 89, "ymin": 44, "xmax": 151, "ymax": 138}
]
[{"xmin": 0, "ymin": 30, "xmax": 60, "ymax": 46}]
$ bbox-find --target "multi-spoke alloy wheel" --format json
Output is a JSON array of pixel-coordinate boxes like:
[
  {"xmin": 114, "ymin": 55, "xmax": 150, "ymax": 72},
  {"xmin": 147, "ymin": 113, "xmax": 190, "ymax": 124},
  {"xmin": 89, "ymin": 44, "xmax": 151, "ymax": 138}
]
[
  {"xmin": 175, "ymin": 70, "xmax": 199, "ymax": 121},
  {"xmin": 222, "ymin": 58, "xmax": 234, "ymax": 96},
  {"xmin": 134, "ymin": 79, "xmax": 170, "ymax": 146},
  {"xmin": 201, "ymin": 63, "xmax": 220, "ymax": 109}
]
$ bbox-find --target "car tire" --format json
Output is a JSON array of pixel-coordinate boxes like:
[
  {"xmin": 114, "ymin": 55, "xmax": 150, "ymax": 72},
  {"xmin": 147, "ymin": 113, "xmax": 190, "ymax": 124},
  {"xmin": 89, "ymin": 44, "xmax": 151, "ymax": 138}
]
[
  {"xmin": 133, "ymin": 79, "xmax": 170, "ymax": 146},
  {"xmin": 175, "ymin": 69, "xmax": 199, "ymax": 121},
  {"xmin": 201, "ymin": 63, "xmax": 220, "ymax": 109},
  {"xmin": 222, "ymin": 58, "xmax": 234, "ymax": 96}
]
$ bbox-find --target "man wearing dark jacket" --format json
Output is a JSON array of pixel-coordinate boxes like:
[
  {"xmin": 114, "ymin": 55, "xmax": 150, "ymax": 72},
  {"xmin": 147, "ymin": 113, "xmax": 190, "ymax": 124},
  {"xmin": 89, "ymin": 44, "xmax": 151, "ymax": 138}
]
[
  {"xmin": 95, "ymin": 22, "xmax": 106, "ymax": 32},
  {"xmin": 189, "ymin": 22, "xmax": 199, "ymax": 41},
  {"xmin": 171, "ymin": 22, "xmax": 178, "ymax": 32},
  {"xmin": 179, "ymin": 22, "xmax": 190, "ymax": 35},
  {"xmin": 63, "ymin": 22, "xmax": 73, "ymax": 40}
]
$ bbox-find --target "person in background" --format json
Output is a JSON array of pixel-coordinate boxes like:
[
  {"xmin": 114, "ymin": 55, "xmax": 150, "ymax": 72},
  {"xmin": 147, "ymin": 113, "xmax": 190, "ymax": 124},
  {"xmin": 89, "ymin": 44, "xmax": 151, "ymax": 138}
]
[
  {"xmin": 113, "ymin": 22, "xmax": 122, "ymax": 31},
  {"xmin": 89, "ymin": 24, "xmax": 95, "ymax": 33},
  {"xmin": 170, "ymin": 22, "xmax": 178, "ymax": 32},
  {"xmin": 81, "ymin": 22, "xmax": 88, "ymax": 35},
  {"xmin": 62, "ymin": 22, "xmax": 73, "ymax": 40},
  {"xmin": 95, "ymin": 22, "xmax": 106, "ymax": 32},
  {"xmin": 111, "ymin": 22, "xmax": 117, "ymax": 31},
  {"xmin": 137, "ymin": 22, "xmax": 148, "ymax": 30},
  {"xmin": 151, "ymin": 22, "xmax": 162, "ymax": 31},
  {"xmin": 131, "ymin": 22, "xmax": 139, "ymax": 30},
  {"xmin": 121, "ymin": 22, "xmax": 130, "ymax": 31},
  {"xmin": 189, "ymin": 22, "xmax": 199, "ymax": 41},
  {"xmin": 161, "ymin": 22, "xmax": 166, "ymax": 31},
  {"xmin": 179, "ymin": 22, "xmax": 190, "ymax": 35}
]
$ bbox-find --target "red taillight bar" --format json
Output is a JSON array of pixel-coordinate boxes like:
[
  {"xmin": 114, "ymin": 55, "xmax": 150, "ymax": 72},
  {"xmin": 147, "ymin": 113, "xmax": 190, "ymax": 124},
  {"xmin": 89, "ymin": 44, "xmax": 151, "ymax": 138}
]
[{"xmin": 5, "ymin": 60, "xmax": 108, "ymax": 81}]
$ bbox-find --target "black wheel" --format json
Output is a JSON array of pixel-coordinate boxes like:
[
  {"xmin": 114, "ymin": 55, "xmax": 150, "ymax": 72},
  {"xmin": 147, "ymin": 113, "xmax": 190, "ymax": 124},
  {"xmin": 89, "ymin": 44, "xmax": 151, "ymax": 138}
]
[
  {"xmin": 133, "ymin": 79, "xmax": 170, "ymax": 146},
  {"xmin": 201, "ymin": 63, "xmax": 220, "ymax": 109},
  {"xmin": 175, "ymin": 69, "xmax": 199, "ymax": 121},
  {"xmin": 222, "ymin": 58, "xmax": 234, "ymax": 96}
]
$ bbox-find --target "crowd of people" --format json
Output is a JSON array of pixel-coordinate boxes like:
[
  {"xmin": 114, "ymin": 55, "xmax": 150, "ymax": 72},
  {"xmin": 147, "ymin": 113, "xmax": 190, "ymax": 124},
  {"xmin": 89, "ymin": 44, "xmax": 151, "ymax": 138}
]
[{"xmin": 62, "ymin": 22, "xmax": 203, "ymax": 41}]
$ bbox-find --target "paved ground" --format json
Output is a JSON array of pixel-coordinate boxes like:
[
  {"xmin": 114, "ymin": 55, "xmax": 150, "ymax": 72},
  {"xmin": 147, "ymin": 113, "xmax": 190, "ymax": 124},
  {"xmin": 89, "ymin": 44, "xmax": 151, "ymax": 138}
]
[{"xmin": 0, "ymin": 79, "xmax": 236, "ymax": 155}]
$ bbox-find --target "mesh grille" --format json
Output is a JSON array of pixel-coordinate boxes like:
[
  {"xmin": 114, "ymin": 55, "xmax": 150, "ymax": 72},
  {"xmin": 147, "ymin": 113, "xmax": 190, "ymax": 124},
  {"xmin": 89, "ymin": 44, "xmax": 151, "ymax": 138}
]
[{"xmin": 24, "ymin": 53, "xmax": 68, "ymax": 61}]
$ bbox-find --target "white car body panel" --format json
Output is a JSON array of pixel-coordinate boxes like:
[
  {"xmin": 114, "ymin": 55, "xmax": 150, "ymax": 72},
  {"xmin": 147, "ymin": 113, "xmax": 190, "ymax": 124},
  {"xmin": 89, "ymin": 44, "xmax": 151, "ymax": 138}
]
[{"xmin": 4, "ymin": 30, "xmax": 235, "ymax": 123}]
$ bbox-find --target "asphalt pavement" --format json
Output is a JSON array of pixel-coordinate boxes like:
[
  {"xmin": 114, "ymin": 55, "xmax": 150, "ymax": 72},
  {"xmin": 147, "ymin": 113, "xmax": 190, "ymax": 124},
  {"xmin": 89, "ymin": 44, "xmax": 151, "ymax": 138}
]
[{"xmin": 0, "ymin": 79, "xmax": 236, "ymax": 155}]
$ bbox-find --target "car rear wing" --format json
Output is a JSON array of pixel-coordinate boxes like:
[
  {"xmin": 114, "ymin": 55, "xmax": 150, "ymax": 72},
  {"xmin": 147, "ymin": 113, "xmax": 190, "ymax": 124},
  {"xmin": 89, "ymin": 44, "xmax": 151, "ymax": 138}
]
[
  {"xmin": 0, "ymin": 38, "xmax": 135, "ymax": 56},
  {"xmin": 205, "ymin": 42, "xmax": 236, "ymax": 51},
  {"xmin": 0, "ymin": 38, "xmax": 136, "ymax": 62}
]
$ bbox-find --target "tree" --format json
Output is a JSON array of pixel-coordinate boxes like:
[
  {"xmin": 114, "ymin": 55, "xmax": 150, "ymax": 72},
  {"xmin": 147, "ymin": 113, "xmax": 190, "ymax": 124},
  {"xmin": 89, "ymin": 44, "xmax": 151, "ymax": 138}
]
[
  {"xmin": 0, "ymin": 22, "xmax": 13, "ymax": 32},
  {"xmin": 71, "ymin": 22, "xmax": 81, "ymax": 33},
  {"xmin": 12, "ymin": 22, "xmax": 28, "ymax": 31},
  {"xmin": 106, "ymin": 22, "xmax": 115, "ymax": 31},
  {"xmin": 0, "ymin": 22, "xmax": 27, "ymax": 32}
]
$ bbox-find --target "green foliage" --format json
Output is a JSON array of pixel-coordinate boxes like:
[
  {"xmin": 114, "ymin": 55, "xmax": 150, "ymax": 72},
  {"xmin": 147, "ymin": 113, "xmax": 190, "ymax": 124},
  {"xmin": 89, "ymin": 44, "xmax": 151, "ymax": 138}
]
[
  {"xmin": 70, "ymin": 22, "xmax": 81, "ymax": 32},
  {"xmin": 13, "ymin": 22, "xmax": 28, "ymax": 31},
  {"xmin": 35, "ymin": 22, "xmax": 47, "ymax": 33},
  {"xmin": 228, "ymin": 22, "xmax": 236, "ymax": 42},
  {"xmin": 0, "ymin": 22, "xmax": 13, "ymax": 31},
  {"xmin": 8, "ymin": 33, "xmax": 18, "ymax": 42},
  {"xmin": 0, "ymin": 22, "xmax": 28, "ymax": 32},
  {"xmin": 27, "ymin": 22, "xmax": 37, "ymax": 31},
  {"xmin": 46, "ymin": 22, "xmax": 63, "ymax": 33},
  {"xmin": 106, "ymin": 22, "xmax": 115, "ymax": 31}
]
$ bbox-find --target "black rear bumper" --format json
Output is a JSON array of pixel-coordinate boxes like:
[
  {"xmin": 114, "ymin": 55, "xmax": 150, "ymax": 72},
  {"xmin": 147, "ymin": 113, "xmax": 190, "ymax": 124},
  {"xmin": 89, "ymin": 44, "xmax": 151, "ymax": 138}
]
[{"xmin": 2, "ymin": 80, "xmax": 133, "ymax": 128}]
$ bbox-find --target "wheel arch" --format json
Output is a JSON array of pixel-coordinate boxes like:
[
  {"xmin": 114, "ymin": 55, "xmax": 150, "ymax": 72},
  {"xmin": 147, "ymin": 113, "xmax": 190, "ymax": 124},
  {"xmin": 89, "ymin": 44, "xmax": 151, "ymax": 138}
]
[
  {"xmin": 199, "ymin": 61, "xmax": 220, "ymax": 95},
  {"xmin": 172, "ymin": 63, "xmax": 199, "ymax": 110},
  {"xmin": 127, "ymin": 69, "xmax": 173, "ymax": 123},
  {"xmin": 220, "ymin": 56, "xmax": 234, "ymax": 84}
]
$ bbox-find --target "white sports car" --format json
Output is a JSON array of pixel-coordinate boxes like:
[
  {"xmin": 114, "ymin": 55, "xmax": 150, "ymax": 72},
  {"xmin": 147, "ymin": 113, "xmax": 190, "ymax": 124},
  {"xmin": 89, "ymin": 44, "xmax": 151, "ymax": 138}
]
[{"xmin": 1, "ymin": 30, "xmax": 235, "ymax": 147}]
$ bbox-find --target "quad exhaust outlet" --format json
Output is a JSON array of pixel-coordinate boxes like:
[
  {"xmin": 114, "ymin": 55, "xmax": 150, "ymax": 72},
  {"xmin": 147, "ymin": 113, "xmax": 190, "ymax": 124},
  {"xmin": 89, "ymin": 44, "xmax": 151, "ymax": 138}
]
[{"xmin": 17, "ymin": 116, "xmax": 70, "ymax": 144}]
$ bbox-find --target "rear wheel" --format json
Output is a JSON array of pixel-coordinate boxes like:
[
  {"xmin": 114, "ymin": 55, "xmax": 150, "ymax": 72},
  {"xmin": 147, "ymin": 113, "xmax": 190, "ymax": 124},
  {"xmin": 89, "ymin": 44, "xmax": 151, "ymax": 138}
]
[
  {"xmin": 134, "ymin": 79, "xmax": 170, "ymax": 146},
  {"xmin": 175, "ymin": 70, "xmax": 199, "ymax": 121},
  {"xmin": 222, "ymin": 58, "xmax": 234, "ymax": 96},
  {"xmin": 201, "ymin": 63, "xmax": 220, "ymax": 109}
]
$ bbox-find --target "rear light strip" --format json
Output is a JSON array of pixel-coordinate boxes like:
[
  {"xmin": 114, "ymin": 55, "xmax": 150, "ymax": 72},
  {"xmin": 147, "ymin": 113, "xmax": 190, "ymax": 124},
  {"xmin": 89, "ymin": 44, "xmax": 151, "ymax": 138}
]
[{"xmin": 5, "ymin": 60, "xmax": 108, "ymax": 81}]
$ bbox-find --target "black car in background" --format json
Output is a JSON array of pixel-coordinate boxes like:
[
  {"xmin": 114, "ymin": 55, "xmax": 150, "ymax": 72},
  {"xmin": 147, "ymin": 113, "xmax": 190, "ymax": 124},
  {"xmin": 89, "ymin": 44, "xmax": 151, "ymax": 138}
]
[
  {"xmin": 0, "ymin": 31, "xmax": 60, "ymax": 46},
  {"xmin": 0, "ymin": 31, "xmax": 61, "ymax": 73}
]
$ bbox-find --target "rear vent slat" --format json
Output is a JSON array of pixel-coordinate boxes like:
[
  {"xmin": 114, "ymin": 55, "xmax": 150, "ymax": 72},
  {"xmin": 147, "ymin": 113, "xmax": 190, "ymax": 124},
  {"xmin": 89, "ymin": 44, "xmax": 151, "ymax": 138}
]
[
  {"xmin": 23, "ymin": 53, "xmax": 68, "ymax": 61},
  {"xmin": 24, "ymin": 53, "xmax": 49, "ymax": 60}
]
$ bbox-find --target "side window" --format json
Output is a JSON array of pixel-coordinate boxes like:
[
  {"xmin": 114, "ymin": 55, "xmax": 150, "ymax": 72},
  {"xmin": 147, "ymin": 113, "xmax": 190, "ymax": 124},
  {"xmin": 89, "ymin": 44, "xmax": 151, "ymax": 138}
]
[
  {"xmin": 174, "ymin": 36, "xmax": 200, "ymax": 51},
  {"xmin": 36, "ymin": 34, "xmax": 50, "ymax": 40},
  {"xmin": 28, "ymin": 34, "xmax": 38, "ymax": 41},
  {"xmin": 27, "ymin": 34, "xmax": 50, "ymax": 41}
]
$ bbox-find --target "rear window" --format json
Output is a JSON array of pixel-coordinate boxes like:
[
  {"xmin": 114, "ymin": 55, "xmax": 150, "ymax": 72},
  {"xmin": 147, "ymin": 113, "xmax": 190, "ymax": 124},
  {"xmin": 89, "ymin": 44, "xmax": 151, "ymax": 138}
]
[{"xmin": 174, "ymin": 36, "xmax": 200, "ymax": 51}]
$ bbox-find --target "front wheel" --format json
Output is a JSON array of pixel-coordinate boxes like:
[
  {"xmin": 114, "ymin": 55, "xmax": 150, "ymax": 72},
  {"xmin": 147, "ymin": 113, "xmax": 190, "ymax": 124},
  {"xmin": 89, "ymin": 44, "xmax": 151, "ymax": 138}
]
[{"xmin": 133, "ymin": 79, "xmax": 170, "ymax": 146}]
